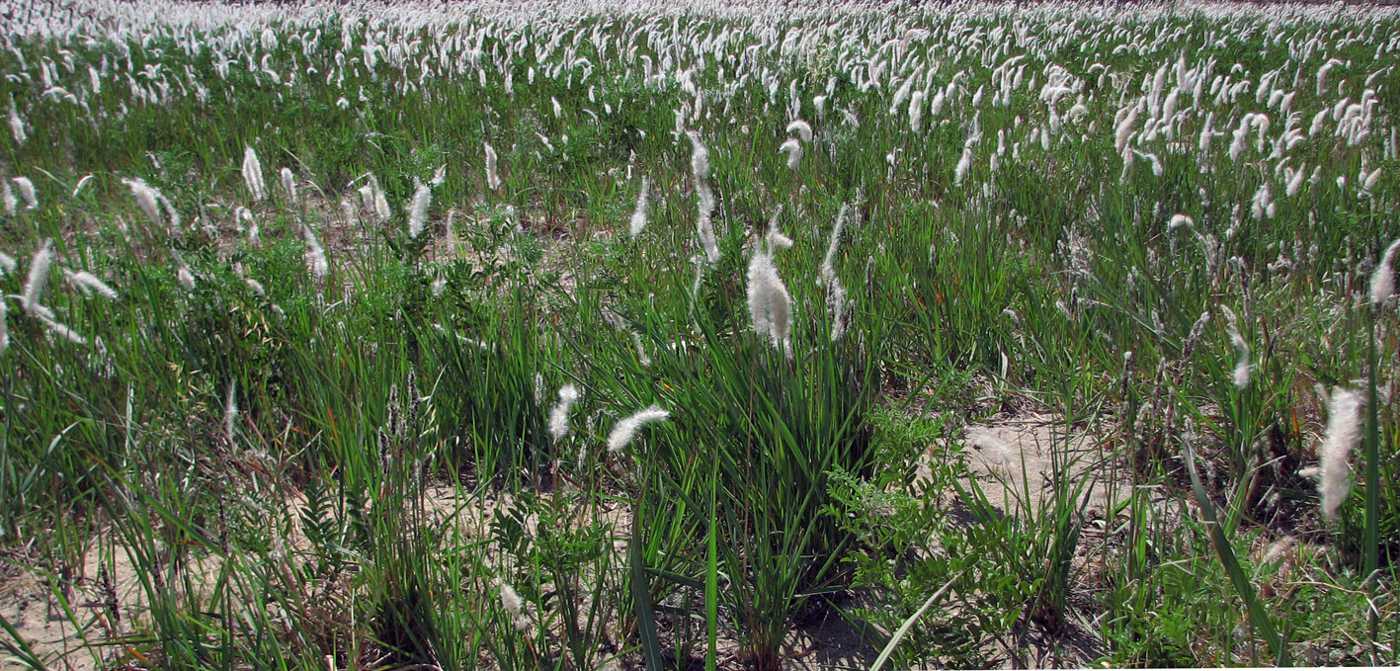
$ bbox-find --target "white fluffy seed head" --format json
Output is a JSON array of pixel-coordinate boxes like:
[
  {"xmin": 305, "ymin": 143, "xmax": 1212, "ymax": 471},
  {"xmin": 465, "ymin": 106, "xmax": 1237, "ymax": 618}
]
[
  {"xmin": 779, "ymin": 138, "xmax": 802, "ymax": 170},
  {"xmin": 547, "ymin": 383, "xmax": 580, "ymax": 443},
  {"xmin": 1368, "ymin": 238, "xmax": 1400, "ymax": 308},
  {"xmin": 687, "ymin": 131, "xmax": 710, "ymax": 182},
  {"xmin": 820, "ymin": 203, "xmax": 850, "ymax": 287},
  {"xmin": 408, "ymin": 180, "xmax": 432, "ymax": 239},
  {"xmin": 280, "ymin": 167, "xmax": 297, "ymax": 204},
  {"xmin": 954, "ymin": 144, "xmax": 974, "ymax": 185},
  {"xmin": 224, "ymin": 380, "xmax": 238, "ymax": 440},
  {"xmin": 7, "ymin": 98, "xmax": 24, "ymax": 145},
  {"xmin": 746, "ymin": 251, "xmax": 793, "ymax": 350},
  {"xmin": 786, "ymin": 119, "xmax": 813, "ymax": 143},
  {"xmin": 302, "ymin": 224, "xmax": 328, "ymax": 281},
  {"xmin": 242, "ymin": 146, "xmax": 266, "ymax": 201},
  {"xmin": 1220, "ymin": 306, "xmax": 1251, "ymax": 389},
  {"xmin": 484, "ymin": 142, "xmax": 501, "ymax": 192},
  {"xmin": 2, "ymin": 180, "xmax": 15, "ymax": 216},
  {"xmin": 696, "ymin": 179, "xmax": 719, "ymax": 264},
  {"xmin": 606, "ymin": 405, "xmax": 670, "ymax": 453},
  {"xmin": 498, "ymin": 579, "xmax": 532, "ymax": 632},
  {"xmin": 122, "ymin": 178, "xmax": 164, "ymax": 230},
  {"xmin": 1319, "ymin": 388, "xmax": 1363, "ymax": 523},
  {"xmin": 629, "ymin": 176, "xmax": 650, "ymax": 239},
  {"xmin": 177, "ymin": 263, "xmax": 196, "ymax": 291},
  {"xmin": 12, "ymin": 177, "xmax": 36, "ymax": 209},
  {"xmin": 21, "ymin": 239, "xmax": 53, "ymax": 315},
  {"xmin": 64, "ymin": 270, "xmax": 118, "ymax": 300}
]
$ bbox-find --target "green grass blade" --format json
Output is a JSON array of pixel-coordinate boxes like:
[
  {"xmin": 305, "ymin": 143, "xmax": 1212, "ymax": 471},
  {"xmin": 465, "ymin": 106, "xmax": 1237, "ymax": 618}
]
[
  {"xmin": 630, "ymin": 500, "xmax": 664, "ymax": 671},
  {"xmin": 868, "ymin": 571, "xmax": 962, "ymax": 671},
  {"xmin": 706, "ymin": 465, "xmax": 719, "ymax": 671},
  {"xmin": 1182, "ymin": 441, "xmax": 1288, "ymax": 665}
]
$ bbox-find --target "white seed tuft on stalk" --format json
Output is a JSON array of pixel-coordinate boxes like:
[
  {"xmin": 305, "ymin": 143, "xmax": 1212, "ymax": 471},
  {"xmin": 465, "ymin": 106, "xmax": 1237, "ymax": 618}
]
[
  {"xmin": 606, "ymin": 405, "xmax": 670, "ymax": 453},
  {"xmin": 547, "ymin": 383, "xmax": 580, "ymax": 443},
  {"xmin": 1220, "ymin": 305, "xmax": 1251, "ymax": 389},
  {"xmin": 785, "ymin": 119, "xmax": 812, "ymax": 143},
  {"xmin": 779, "ymin": 138, "xmax": 802, "ymax": 170},
  {"xmin": 1318, "ymin": 388, "xmax": 1363, "ymax": 523},
  {"xmin": 484, "ymin": 142, "xmax": 502, "ymax": 192},
  {"xmin": 21, "ymin": 239, "xmax": 53, "ymax": 316},
  {"xmin": 302, "ymin": 224, "xmax": 328, "ymax": 282},
  {"xmin": 12, "ymin": 177, "xmax": 36, "ymax": 210},
  {"xmin": 498, "ymin": 581, "xmax": 530, "ymax": 632},
  {"xmin": 7, "ymin": 97, "xmax": 24, "ymax": 145},
  {"xmin": 224, "ymin": 379, "xmax": 238, "ymax": 442},
  {"xmin": 242, "ymin": 146, "xmax": 267, "ymax": 201},
  {"xmin": 407, "ymin": 180, "xmax": 432, "ymax": 239},
  {"xmin": 746, "ymin": 250, "xmax": 792, "ymax": 351},
  {"xmin": 628, "ymin": 176, "xmax": 650, "ymax": 239},
  {"xmin": 123, "ymin": 178, "xmax": 164, "ymax": 230},
  {"xmin": 689, "ymin": 132, "xmax": 720, "ymax": 263},
  {"xmin": 1367, "ymin": 238, "xmax": 1400, "ymax": 308},
  {"xmin": 280, "ymin": 167, "xmax": 297, "ymax": 204},
  {"xmin": 63, "ymin": 269, "xmax": 118, "ymax": 301}
]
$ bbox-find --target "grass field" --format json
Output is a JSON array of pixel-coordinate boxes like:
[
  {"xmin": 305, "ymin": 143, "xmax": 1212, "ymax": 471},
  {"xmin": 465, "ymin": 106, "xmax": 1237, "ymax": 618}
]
[{"xmin": 1, "ymin": 0, "xmax": 1399, "ymax": 668}]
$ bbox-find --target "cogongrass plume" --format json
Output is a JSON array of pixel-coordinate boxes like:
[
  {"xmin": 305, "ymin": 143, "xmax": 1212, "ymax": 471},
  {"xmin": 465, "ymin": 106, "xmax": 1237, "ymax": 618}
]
[
  {"xmin": 828, "ymin": 280, "xmax": 849, "ymax": 341},
  {"xmin": 37, "ymin": 313, "xmax": 85, "ymax": 346},
  {"xmin": 1368, "ymin": 238, "xmax": 1400, "ymax": 307},
  {"xmin": 820, "ymin": 203, "xmax": 849, "ymax": 287},
  {"xmin": 548, "ymin": 383, "xmax": 580, "ymax": 442},
  {"xmin": 2, "ymin": 180, "xmax": 15, "ymax": 216},
  {"xmin": 764, "ymin": 207, "xmax": 792, "ymax": 252},
  {"xmin": 688, "ymin": 130, "xmax": 711, "ymax": 181},
  {"xmin": 1220, "ymin": 305, "xmax": 1251, "ymax": 389},
  {"xmin": 224, "ymin": 379, "xmax": 238, "ymax": 441},
  {"xmin": 820, "ymin": 204, "xmax": 851, "ymax": 341},
  {"xmin": 124, "ymin": 178, "xmax": 161, "ymax": 229},
  {"xmin": 62, "ymin": 269, "xmax": 118, "ymax": 301},
  {"xmin": 746, "ymin": 250, "xmax": 792, "ymax": 350},
  {"xmin": 21, "ymin": 239, "xmax": 53, "ymax": 317},
  {"xmin": 786, "ymin": 118, "xmax": 812, "ymax": 142},
  {"xmin": 301, "ymin": 224, "xmax": 329, "ymax": 282},
  {"xmin": 280, "ymin": 167, "xmax": 297, "ymax": 204},
  {"xmin": 484, "ymin": 142, "xmax": 502, "ymax": 192},
  {"xmin": 909, "ymin": 90, "xmax": 925, "ymax": 133},
  {"xmin": 7, "ymin": 97, "xmax": 23, "ymax": 145},
  {"xmin": 177, "ymin": 262, "xmax": 196, "ymax": 291},
  {"xmin": 628, "ymin": 175, "xmax": 650, "ymax": 239},
  {"xmin": 71, "ymin": 174, "xmax": 93, "ymax": 199},
  {"xmin": 0, "ymin": 251, "xmax": 15, "ymax": 275},
  {"xmin": 779, "ymin": 138, "xmax": 802, "ymax": 170},
  {"xmin": 407, "ymin": 179, "xmax": 431, "ymax": 239},
  {"xmin": 606, "ymin": 405, "xmax": 670, "ymax": 453},
  {"xmin": 11, "ymin": 177, "xmax": 36, "ymax": 210},
  {"xmin": 121, "ymin": 178, "xmax": 179, "ymax": 232},
  {"xmin": 498, "ymin": 580, "xmax": 530, "ymax": 633},
  {"xmin": 242, "ymin": 146, "xmax": 266, "ymax": 201},
  {"xmin": 631, "ymin": 331, "xmax": 652, "ymax": 367},
  {"xmin": 954, "ymin": 140, "xmax": 974, "ymax": 186},
  {"xmin": 688, "ymin": 132, "xmax": 720, "ymax": 263},
  {"xmin": 1319, "ymin": 387, "xmax": 1363, "ymax": 523},
  {"xmin": 0, "ymin": 298, "xmax": 7, "ymax": 354},
  {"xmin": 236, "ymin": 206, "xmax": 259, "ymax": 245}
]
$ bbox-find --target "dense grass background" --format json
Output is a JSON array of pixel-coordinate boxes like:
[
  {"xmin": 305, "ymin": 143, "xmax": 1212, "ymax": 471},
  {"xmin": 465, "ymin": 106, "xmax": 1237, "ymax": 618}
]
[{"xmin": 1, "ymin": 0, "xmax": 1398, "ymax": 668}]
